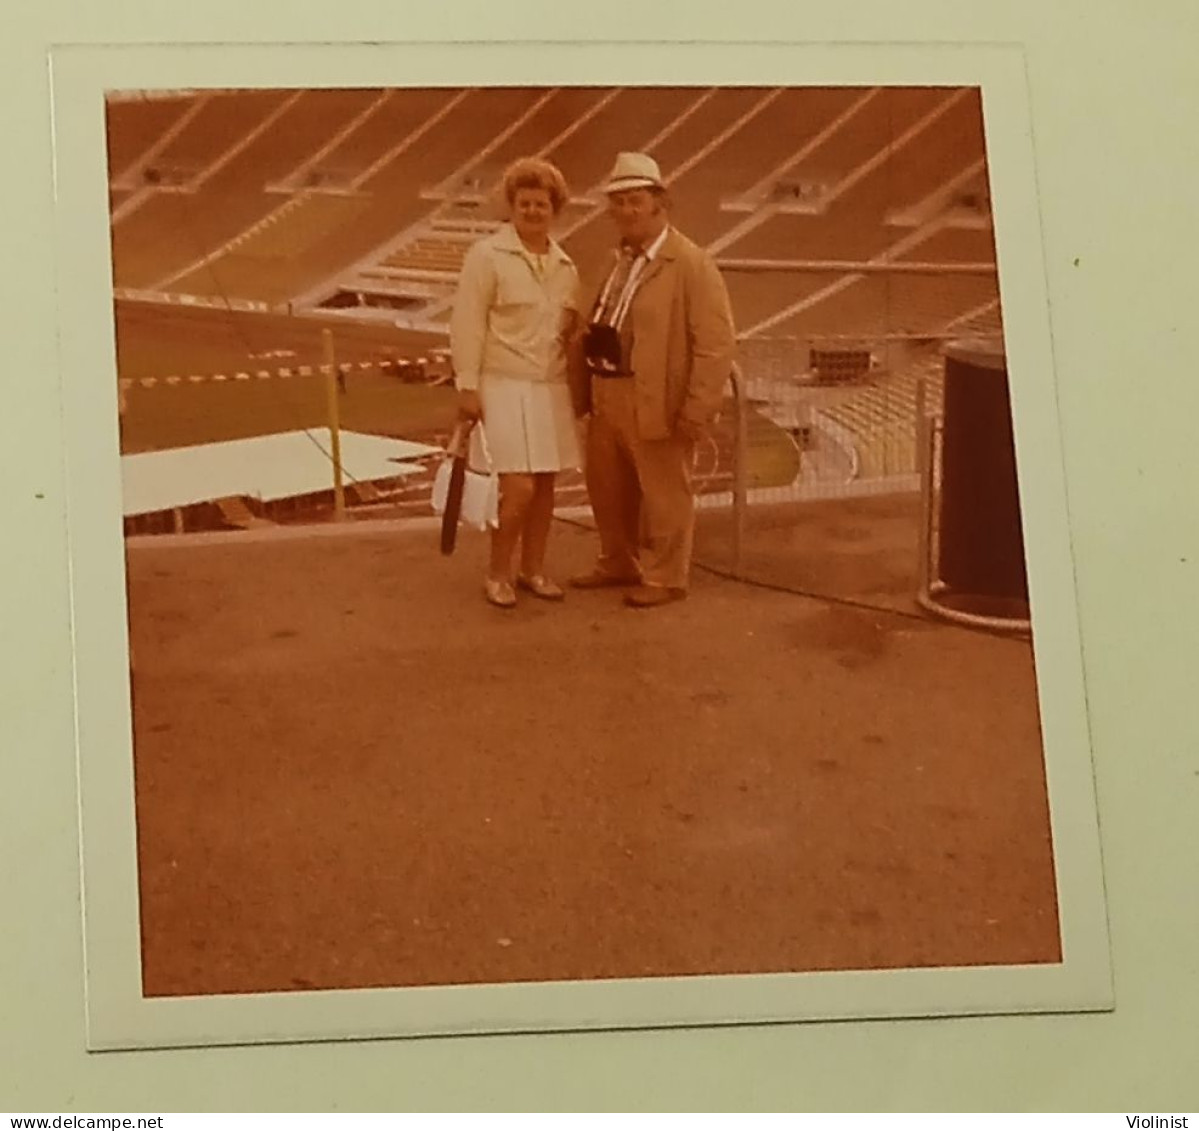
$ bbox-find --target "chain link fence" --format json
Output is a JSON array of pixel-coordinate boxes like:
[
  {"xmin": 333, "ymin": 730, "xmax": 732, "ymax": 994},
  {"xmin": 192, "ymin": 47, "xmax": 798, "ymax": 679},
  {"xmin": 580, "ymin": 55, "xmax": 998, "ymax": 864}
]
[
  {"xmin": 691, "ymin": 325, "xmax": 1007, "ymax": 615},
  {"xmin": 117, "ymin": 274, "xmax": 1012, "ymax": 625}
]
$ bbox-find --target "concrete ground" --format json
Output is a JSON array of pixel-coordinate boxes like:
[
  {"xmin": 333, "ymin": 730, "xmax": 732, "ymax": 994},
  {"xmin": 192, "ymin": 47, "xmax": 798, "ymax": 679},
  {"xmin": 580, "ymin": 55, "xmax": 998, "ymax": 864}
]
[{"xmin": 125, "ymin": 496, "xmax": 1059, "ymax": 997}]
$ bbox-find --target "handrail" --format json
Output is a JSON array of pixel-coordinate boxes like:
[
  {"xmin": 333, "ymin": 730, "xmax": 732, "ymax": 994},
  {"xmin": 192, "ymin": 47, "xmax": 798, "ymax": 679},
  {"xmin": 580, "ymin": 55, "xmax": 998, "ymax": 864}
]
[{"xmin": 716, "ymin": 258, "xmax": 997, "ymax": 276}]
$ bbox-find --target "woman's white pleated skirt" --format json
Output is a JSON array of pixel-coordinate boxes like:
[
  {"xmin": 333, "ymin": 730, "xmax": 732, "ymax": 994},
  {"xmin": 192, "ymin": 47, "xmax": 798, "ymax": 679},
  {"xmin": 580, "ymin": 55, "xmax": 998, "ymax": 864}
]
[{"xmin": 478, "ymin": 374, "xmax": 581, "ymax": 473}]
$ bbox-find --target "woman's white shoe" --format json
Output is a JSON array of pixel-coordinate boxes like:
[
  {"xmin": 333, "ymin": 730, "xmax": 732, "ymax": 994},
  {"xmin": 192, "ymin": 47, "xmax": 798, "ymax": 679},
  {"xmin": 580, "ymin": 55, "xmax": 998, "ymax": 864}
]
[
  {"xmin": 484, "ymin": 577, "xmax": 518, "ymax": 608},
  {"xmin": 517, "ymin": 574, "xmax": 565, "ymax": 601}
]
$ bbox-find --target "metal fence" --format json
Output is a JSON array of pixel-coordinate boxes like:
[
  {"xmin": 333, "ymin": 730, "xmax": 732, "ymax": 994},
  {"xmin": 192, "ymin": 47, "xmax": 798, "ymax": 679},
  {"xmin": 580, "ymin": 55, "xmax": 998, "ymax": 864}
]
[
  {"xmin": 117, "ymin": 306, "xmax": 1017, "ymax": 625},
  {"xmin": 686, "ymin": 335, "xmax": 965, "ymax": 612}
]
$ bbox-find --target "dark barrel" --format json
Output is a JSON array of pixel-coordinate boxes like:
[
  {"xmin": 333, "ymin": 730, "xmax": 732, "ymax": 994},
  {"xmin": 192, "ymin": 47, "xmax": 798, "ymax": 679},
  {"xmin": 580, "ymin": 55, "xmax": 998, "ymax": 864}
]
[{"xmin": 938, "ymin": 341, "xmax": 1029, "ymax": 601}]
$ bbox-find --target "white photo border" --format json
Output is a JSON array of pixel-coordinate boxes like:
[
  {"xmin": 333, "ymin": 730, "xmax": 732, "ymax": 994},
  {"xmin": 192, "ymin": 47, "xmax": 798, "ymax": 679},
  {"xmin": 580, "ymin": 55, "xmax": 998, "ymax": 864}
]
[{"xmin": 47, "ymin": 38, "xmax": 1112, "ymax": 1052}]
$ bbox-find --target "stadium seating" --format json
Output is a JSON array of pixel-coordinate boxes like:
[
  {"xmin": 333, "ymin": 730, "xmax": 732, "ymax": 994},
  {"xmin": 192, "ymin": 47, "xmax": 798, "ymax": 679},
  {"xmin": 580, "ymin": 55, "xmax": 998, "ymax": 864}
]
[
  {"xmin": 107, "ymin": 85, "xmax": 997, "ymax": 340},
  {"xmin": 107, "ymin": 85, "xmax": 1003, "ymax": 501}
]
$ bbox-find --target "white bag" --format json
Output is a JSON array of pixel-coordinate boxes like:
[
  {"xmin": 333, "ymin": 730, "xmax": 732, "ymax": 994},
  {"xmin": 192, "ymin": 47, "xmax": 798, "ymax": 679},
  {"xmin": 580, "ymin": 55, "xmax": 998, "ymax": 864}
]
[{"xmin": 431, "ymin": 423, "xmax": 499, "ymax": 532}]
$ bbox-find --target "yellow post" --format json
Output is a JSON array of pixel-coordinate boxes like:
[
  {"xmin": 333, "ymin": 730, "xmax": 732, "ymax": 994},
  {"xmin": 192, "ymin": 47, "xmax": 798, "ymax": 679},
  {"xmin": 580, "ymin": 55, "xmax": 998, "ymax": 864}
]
[{"xmin": 323, "ymin": 329, "xmax": 346, "ymax": 521}]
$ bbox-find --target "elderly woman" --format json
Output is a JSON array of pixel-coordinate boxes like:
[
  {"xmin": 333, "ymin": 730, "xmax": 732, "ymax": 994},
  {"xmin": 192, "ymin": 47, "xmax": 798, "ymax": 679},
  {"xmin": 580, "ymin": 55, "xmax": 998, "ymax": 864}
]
[{"xmin": 449, "ymin": 157, "xmax": 582, "ymax": 608}]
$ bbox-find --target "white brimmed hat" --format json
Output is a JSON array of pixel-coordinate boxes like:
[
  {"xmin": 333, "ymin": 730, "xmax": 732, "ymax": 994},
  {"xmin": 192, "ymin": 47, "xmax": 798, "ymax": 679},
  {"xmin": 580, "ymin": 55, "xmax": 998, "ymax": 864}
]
[{"xmin": 602, "ymin": 151, "xmax": 665, "ymax": 194}]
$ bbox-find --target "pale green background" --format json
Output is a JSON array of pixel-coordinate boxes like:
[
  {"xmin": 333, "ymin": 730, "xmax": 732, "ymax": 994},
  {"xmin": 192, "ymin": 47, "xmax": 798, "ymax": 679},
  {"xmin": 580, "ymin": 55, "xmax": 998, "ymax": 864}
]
[{"xmin": 2, "ymin": 0, "xmax": 1196, "ymax": 1112}]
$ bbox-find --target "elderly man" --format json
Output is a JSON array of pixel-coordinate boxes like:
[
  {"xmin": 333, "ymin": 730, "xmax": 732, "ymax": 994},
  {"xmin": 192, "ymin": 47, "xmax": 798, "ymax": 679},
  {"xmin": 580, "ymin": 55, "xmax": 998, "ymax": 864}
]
[{"xmin": 568, "ymin": 152, "xmax": 737, "ymax": 608}]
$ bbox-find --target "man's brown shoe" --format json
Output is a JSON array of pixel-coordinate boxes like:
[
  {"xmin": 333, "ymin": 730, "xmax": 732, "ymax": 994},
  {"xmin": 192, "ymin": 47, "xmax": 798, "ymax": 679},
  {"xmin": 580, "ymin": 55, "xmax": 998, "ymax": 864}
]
[
  {"xmin": 623, "ymin": 585, "xmax": 687, "ymax": 608},
  {"xmin": 569, "ymin": 568, "xmax": 641, "ymax": 590}
]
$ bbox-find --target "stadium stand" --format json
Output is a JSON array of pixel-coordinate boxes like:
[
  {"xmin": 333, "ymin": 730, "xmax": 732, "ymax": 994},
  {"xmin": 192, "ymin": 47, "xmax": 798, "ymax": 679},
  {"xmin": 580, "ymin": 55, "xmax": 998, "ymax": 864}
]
[{"xmin": 106, "ymin": 84, "xmax": 1004, "ymax": 528}]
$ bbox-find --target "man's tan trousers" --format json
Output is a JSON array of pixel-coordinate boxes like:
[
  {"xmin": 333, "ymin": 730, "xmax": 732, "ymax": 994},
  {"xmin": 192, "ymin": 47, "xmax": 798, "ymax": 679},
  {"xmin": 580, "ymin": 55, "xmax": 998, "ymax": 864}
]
[{"xmin": 584, "ymin": 377, "xmax": 695, "ymax": 589}]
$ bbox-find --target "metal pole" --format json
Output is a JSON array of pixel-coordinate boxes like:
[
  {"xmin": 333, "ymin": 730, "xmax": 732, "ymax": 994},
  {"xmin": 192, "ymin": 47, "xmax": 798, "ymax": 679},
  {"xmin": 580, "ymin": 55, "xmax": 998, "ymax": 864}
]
[
  {"xmin": 730, "ymin": 363, "xmax": 748, "ymax": 578},
  {"xmin": 323, "ymin": 329, "xmax": 346, "ymax": 521},
  {"xmin": 915, "ymin": 379, "xmax": 930, "ymax": 599}
]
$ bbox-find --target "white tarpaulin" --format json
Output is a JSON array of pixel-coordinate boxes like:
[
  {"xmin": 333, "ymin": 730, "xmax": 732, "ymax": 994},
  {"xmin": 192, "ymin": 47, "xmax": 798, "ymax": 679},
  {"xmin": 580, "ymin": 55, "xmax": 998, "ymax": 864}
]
[{"xmin": 121, "ymin": 429, "xmax": 439, "ymax": 516}]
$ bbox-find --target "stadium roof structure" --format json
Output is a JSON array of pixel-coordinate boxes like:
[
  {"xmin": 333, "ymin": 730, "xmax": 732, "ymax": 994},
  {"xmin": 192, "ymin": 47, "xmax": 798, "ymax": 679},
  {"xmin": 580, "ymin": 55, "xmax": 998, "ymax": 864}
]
[{"xmin": 121, "ymin": 429, "xmax": 437, "ymax": 516}]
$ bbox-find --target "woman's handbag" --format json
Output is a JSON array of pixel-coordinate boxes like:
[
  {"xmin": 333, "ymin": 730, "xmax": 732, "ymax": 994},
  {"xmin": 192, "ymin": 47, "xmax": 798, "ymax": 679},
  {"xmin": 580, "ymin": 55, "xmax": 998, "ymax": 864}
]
[{"xmin": 432, "ymin": 421, "xmax": 499, "ymax": 553}]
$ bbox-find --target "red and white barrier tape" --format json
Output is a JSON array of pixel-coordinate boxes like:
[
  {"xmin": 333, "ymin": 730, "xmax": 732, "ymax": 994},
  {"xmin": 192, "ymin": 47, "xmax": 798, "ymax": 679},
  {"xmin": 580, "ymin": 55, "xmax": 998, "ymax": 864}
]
[{"xmin": 120, "ymin": 356, "xmax": 435, "ymax": 390}]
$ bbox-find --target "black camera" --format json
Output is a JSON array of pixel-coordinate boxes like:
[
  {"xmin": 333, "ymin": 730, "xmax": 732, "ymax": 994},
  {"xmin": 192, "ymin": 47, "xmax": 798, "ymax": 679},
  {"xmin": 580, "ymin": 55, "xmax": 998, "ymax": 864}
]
[{"xmin": 583, "ymin": 323, "xmax": 627, "ymax": 377}]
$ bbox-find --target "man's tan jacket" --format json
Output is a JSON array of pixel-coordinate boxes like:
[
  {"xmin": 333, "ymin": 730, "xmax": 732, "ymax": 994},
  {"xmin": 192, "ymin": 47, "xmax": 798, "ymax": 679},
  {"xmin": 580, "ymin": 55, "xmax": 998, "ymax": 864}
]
[{"xmin": 568, "ymin": 226, "xmax": 737, "ymax": 439}]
